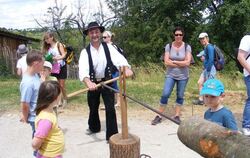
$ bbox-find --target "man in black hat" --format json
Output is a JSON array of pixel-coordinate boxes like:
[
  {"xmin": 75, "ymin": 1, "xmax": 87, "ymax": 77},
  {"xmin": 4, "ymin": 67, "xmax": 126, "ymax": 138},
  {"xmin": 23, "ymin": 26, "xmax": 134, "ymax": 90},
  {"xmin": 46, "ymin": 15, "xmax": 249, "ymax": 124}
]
[{"xmin": 78, "ymin": 21, "xmax": 133, "ymax": 141}]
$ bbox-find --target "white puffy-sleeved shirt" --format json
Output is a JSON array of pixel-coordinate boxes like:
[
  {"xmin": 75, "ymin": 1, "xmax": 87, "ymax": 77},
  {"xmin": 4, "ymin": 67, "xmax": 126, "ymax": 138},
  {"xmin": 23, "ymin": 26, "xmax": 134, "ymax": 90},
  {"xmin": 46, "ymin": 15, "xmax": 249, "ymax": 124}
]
[{"xmin": 78, "ymin": 43, "xmax": 130, "ymax": 82}]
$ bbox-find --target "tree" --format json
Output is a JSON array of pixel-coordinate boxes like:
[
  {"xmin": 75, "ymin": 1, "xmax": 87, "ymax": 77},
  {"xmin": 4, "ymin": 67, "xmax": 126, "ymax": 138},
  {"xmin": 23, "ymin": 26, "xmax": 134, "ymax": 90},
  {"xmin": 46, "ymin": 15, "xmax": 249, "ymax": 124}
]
[{"xmin": 106, "ymin": 0, "xmax": 206, "ymax": 64}]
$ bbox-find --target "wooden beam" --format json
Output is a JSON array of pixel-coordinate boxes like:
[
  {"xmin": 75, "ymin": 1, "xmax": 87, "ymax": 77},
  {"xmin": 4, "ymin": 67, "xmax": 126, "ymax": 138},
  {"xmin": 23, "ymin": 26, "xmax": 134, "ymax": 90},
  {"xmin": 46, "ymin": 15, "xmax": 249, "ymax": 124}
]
[{"xmin": 177, "ymin": 116, "xmax": 250, "ymax": 158}]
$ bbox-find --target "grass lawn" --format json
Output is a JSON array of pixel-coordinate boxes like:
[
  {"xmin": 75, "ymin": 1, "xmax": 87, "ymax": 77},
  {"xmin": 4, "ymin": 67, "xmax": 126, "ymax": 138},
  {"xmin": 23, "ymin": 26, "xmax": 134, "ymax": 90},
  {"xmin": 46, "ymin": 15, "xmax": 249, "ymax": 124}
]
[{"xmin": 0, "ymin": 64, "xmax": 247, "ymax": 115}]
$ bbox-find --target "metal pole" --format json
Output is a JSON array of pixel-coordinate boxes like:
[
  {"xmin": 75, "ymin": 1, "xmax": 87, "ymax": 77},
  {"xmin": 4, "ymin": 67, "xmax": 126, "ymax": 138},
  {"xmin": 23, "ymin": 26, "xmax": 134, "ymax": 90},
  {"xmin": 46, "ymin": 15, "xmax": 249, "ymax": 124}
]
[{"xmin": 100, "ymin": 83, "xmax": 180, "ymax": 125}]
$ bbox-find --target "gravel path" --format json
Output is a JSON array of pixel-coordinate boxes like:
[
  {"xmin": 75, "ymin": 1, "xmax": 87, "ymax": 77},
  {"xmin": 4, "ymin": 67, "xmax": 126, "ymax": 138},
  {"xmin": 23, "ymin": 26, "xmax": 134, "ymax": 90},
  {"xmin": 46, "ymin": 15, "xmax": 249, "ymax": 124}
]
[{"xmin": 0, "ymin": 110, "xmax": 202, "ymax": 158}]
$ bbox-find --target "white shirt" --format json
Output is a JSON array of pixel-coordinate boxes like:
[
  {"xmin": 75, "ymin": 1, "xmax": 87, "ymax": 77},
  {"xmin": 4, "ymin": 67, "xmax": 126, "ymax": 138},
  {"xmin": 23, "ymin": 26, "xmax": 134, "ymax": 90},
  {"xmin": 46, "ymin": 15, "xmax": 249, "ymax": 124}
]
[
  {"xmin": 78, "ymin": 43, "xmax": 130, "ymax": 81},
  {"xmin": 239, "ymin": 35, "xmax": 250, "ymax": 76},
  {"xmin": 48, "ymin": 42, "xmax": 66, "ymax": 66},
  {"xmin": 16, "ymin": 54, "xmax": 27, "ymax": 75}
]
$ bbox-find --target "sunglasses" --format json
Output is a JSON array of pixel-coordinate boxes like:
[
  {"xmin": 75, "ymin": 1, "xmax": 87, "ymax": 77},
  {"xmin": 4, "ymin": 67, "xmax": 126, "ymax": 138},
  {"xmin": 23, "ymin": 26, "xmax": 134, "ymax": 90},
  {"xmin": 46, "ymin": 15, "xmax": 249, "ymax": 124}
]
[{"xmin": 175, "ymin": 34, "xmax": 183, "ymax": 37}]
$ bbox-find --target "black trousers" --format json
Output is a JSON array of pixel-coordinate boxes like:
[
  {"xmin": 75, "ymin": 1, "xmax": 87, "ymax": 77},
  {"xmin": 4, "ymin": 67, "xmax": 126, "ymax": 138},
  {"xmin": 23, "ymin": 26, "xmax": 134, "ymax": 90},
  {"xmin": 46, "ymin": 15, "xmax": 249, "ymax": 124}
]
[{"xmin": 87, "ymin": 85, "xmax": 118, "ymax": 140}]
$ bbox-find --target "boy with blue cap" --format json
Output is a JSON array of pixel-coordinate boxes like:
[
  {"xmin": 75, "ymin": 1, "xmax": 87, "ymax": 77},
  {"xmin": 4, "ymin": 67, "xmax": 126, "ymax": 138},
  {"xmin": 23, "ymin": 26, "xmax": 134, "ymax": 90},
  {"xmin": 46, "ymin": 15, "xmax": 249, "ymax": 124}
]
[{"xmin": 200, "ymin": 79, "xmax": 238, "ymax": 131}]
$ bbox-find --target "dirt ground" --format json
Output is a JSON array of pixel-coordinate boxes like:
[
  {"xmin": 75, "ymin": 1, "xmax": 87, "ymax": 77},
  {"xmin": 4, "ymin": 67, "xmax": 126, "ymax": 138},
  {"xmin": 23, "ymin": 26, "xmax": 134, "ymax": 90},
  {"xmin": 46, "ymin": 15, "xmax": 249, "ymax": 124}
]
[{"xmin": 0, "ymin": 91, "xmax": 245, "ymax": 158}]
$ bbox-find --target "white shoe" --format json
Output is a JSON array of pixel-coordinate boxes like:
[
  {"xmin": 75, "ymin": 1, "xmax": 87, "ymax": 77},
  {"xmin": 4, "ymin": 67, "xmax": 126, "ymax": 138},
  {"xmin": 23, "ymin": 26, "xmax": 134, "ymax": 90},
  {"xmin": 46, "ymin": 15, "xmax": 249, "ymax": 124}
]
[{"xmin": 242, "ymin": 128, "xmax": 250, "ymax": 136}]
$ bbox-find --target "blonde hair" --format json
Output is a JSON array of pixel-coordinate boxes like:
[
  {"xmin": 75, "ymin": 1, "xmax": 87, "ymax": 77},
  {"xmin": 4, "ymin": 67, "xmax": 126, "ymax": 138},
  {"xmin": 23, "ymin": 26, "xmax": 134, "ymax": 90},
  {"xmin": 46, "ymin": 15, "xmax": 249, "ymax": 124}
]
[
  {"xmin": 41, "ymin": 32, "xmax": 57, "ymax": 55},
  {"xmin": 103, "ymin": 31, "xmax": 115, "ymax": 39}
]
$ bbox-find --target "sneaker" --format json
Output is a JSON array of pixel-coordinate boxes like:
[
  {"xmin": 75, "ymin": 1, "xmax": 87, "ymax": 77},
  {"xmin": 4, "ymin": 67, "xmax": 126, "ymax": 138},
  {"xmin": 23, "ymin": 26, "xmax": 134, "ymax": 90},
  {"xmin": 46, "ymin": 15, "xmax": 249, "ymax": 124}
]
[
  {"xmin": 242, "ymin": 128, "xmax": 250, "ymax": 136},
  {"xmin": 151, "ymin": 115, "xmax": 162, "ymax": 125},
  {"xmin": 192, "ymin": 99, "xmax": 204, "ymax": 105},
  {"xmin": 173, "ymin": 116, "xmax": 181, "ymax": 123}
]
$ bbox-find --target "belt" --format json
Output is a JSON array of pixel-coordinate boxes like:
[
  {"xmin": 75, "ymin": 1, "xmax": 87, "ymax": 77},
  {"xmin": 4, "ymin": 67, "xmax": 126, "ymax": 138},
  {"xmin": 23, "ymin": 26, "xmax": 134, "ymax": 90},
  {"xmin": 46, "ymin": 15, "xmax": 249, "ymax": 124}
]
[{"xmin": 96, "ymin": 78, "xmax": 105, "ymax": 82}]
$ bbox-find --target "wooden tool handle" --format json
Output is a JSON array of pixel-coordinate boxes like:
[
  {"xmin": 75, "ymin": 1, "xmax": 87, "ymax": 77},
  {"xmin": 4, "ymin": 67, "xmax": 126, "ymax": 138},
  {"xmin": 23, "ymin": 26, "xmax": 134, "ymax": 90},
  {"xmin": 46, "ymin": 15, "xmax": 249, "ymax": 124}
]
[{"xmin": 67, "ymin": 77, "xmax": 119, "ymax": 98}]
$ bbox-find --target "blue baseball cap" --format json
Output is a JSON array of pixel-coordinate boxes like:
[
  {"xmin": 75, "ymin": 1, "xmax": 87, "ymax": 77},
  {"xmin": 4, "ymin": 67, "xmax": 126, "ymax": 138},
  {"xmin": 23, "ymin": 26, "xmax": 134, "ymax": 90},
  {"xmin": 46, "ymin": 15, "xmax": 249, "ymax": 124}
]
[{"xmin": 200, "ymin": 79, "xmax": 224, "ymax": 96}]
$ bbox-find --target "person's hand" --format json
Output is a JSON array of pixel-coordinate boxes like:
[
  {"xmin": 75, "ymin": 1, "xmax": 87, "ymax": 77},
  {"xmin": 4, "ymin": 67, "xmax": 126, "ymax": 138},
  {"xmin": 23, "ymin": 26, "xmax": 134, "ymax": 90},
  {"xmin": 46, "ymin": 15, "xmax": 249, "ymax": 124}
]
[
  {"xmin": 20, "ymin": 114, "xmax": 28, "ymax": 123},
  {"xmin": 84, "ymin": 78, "xmax": 97, "ymax": 91},
  {"xmin": 124, "ymin": 67, "xmax": 133, "ymax": 77}
]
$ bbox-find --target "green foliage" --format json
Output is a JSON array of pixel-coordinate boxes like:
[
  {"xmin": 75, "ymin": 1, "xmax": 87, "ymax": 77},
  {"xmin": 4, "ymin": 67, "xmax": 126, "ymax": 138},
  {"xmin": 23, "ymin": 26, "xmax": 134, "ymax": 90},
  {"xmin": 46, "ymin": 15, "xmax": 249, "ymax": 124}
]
[{"xmin": 0, "ymin": 56, "xmax": 11, "ymax": 77}]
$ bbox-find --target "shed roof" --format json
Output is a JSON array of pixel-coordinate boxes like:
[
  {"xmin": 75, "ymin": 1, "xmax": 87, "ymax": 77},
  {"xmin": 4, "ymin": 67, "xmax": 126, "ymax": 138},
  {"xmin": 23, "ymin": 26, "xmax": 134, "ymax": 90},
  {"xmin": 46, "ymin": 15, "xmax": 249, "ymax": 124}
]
[{"xmin": 0, "ymin": 29, "xmax": 40, "ymax": 43}]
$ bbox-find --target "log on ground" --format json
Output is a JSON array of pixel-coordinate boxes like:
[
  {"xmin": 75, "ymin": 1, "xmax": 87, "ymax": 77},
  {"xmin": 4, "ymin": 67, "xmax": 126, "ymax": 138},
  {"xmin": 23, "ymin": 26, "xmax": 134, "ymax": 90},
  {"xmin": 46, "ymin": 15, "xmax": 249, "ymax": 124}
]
[
  {"xmin": 109, "ymin": 133, "xmax": 140, "ymax": 158},
  {"xmin": 177, "ymin": 116, "xmax": 250, "ymax": 158}
]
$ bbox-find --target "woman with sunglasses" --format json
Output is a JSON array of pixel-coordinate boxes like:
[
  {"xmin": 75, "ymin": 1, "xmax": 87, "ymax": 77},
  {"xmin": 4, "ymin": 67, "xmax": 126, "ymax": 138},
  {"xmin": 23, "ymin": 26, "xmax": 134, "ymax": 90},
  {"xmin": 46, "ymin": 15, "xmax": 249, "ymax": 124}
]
[{"xmin": 151, "ymin": 26, "xmax": 192, "ymax": 125}]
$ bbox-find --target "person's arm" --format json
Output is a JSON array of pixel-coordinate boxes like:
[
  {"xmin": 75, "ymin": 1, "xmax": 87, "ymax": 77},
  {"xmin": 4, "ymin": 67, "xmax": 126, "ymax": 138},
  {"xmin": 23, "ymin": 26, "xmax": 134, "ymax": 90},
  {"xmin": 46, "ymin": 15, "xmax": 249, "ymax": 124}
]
[
  {"xmin": 108, "ymin": 44, "xmax": 133, "ymax": 77},
  {"xmin": 172, "ymin": 52, "xmax": 192, "ymax": 67},
  {"xmin": 32, "ymin": 137, "xmax": 44, "ymax": 150},
  {"xmin": 20, "ymin": 102, "xmax": 29, "ymax": 123},
  {"xmin": 32, "ymin": 119, "xmax": 52, "ymax": 150},
  {"xmin": 205, "ymin": 44, "xmax": 215, "ymax": 72},
  {"xmin": 238, "ymin": 49, "xmax": 250, "ymax": 73},
  {"xmin": 17, "ymin": 68, "xmax": 22, "ymax": 76},
  {"xmin": 224, "ymin": 110, "xmax": 238, "ymax": 131},
  {"xmin": 16, "ymin": 59, "xmax": 22, "ymax": 76},
  {"xmin": 164, "ymin": 52, "xmax": 178, "ymax": 67},
  {"xmin": 78, "ymin": 48, "xmax": 98, "ymax": 90},
  {"xmin": 54, "ymin": 43, "xmax": 66, "ymax": 61},
  {"xmin": 83, "ymin": 77, "xmax": 97, "ymax": 91}
]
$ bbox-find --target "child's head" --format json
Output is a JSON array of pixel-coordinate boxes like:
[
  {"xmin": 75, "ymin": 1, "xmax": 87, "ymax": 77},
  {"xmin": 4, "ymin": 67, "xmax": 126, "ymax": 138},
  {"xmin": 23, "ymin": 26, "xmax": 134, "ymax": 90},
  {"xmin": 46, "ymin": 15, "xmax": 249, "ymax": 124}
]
[
  {"xmin": 41, "ymin": 61, "xmax": 52, "ymax": 78},
  {"xmin": 36, "ymin": 81, "xmax": 61, "ymax": 115},
  {"xmin": 26, "ymin": 50, "xmax": 44, "ymax": 73},
  {"xmin": 200, "ymin": 79, "xmax": 225, "ymax": 108}
]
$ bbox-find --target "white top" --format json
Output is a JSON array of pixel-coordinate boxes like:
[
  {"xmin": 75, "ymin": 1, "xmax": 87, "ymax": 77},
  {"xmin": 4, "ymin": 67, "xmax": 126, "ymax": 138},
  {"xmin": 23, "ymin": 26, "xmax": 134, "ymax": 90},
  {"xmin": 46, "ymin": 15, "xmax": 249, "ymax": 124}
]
[
  {"xmin": 48, "ymin": 42, "xmax": 65, "ymax": 66},
  {"xmin": 239, "ymin": 35, "xmax": 250, "ymax": 76},
  {"xmin": 78, "ymin": 43, "xmax": 130, "ymax": 81},
  {"xmin": 16, "ymin": 54, "xmax": 27, "ymax": 75}
]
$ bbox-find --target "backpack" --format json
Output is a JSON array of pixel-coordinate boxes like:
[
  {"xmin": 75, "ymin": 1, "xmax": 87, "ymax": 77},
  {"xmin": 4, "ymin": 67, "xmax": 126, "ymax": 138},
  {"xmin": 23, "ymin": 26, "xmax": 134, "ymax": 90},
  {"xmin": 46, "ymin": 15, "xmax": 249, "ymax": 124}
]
[
  {"xmin": 160, "ymin": 43, "xmax": 195, "ymax": 64},
  {"xmin": 57, "ymin": 43, "xmax": 74, "ymax": 65},
  {"xmin": 213, "ymin": 45, "xmax": 225, "ymax": 71}
]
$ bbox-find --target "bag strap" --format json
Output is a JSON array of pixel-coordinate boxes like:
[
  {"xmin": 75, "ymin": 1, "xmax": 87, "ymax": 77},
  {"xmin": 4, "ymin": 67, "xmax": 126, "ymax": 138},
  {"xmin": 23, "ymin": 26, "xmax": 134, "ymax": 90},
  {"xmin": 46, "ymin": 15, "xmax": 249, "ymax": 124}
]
[
  {"xmin": 57, "ymin": 42, "xmax": 62, "ymax": 55},
  {"xmin": 102, "ymin": 42, "xmax": 114, "ymax": 67},
  {"xmin": 86, "ymin": 44, "xmax": 96, "ymax": 82},
  {"xmin": 86, "ymin": 42, "xmax": 114, "ymax": 82}
]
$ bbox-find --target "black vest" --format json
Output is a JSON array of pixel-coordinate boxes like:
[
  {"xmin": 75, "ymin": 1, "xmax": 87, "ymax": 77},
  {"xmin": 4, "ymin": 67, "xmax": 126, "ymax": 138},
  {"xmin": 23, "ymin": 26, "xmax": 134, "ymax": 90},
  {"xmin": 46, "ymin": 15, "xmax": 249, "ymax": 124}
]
[{"xmin": 86, "ymin": 42, "xmax": 114, "ymax": 82}]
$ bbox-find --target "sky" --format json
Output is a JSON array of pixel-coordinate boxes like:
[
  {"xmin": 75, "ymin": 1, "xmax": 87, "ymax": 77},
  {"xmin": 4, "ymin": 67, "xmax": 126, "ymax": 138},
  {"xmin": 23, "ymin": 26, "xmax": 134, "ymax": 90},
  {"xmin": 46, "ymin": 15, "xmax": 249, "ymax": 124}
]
[{"xmin": 0, "ymin": 0, "xmax": 111, "ymax": 29}]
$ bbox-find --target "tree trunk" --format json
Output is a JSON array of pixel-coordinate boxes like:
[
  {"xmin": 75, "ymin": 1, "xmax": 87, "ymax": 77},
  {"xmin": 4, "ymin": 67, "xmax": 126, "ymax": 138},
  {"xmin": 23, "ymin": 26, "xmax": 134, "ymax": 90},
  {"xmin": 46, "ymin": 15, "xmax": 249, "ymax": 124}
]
[
  {"xmin": 109, "ymin": 133, "xmax": 140, "ymax": 158},
  {"xmin": 177, "ymin": 116, "xmax": 250, "ymax": 158}
]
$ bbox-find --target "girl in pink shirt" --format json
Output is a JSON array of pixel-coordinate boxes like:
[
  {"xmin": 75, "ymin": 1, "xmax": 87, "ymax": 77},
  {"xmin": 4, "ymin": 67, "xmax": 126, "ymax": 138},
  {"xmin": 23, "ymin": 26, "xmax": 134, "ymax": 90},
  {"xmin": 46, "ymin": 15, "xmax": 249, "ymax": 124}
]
[{"xmin": 32, "ymin": 81, "xmax": 65, "ymax": 158}]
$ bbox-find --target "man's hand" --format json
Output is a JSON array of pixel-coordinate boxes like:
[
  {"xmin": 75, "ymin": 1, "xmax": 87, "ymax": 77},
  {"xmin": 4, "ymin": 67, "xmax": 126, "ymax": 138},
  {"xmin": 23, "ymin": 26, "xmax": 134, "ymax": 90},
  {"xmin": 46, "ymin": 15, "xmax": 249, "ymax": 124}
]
[{"xmin": 84, "ymin": 77, "xmax": 97, "ymax": 91}]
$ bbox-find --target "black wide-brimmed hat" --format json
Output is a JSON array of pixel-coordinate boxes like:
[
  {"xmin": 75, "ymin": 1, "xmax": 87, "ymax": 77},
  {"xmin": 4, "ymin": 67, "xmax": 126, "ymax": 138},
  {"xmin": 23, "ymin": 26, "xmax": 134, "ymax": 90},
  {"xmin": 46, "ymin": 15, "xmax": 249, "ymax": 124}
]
[{"xmin": 83, "ymin": 21, "xmax": 105, "ymax": 35}]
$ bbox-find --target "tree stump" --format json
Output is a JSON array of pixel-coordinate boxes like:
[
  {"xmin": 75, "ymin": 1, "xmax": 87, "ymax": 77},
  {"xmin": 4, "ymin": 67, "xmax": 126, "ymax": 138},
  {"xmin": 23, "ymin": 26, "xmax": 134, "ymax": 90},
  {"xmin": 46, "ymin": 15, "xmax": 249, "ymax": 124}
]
[
  {"xmin": 109, "ymin": 133, "xmax": 140, "ymax": 158},
  {"xmin": 177, "ymin": 116, "xmax": 250, "ymax": 158}
]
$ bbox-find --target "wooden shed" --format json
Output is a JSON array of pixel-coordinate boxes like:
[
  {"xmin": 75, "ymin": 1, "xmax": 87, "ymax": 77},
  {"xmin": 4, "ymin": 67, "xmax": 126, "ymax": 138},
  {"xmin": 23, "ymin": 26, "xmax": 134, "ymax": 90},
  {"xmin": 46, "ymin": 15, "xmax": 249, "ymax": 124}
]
[{"xmin": 0, "ymin": 29, "xmax": 40, "ymax": 75}]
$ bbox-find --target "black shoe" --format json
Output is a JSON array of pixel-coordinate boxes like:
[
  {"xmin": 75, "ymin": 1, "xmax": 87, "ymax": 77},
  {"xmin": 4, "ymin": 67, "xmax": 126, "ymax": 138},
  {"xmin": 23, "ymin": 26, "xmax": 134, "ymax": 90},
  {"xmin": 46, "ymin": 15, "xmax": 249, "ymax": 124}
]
[
  {"xmin": 151, "ymin": 115, "xmax": 162, "ymax": 125},
  {"xmin": 173, "ymin": 116, "xmax": 181, "ymax": 123},
  {"xmin": 192, "ymin": 99, "xmax": 204, "ymax": 105}
]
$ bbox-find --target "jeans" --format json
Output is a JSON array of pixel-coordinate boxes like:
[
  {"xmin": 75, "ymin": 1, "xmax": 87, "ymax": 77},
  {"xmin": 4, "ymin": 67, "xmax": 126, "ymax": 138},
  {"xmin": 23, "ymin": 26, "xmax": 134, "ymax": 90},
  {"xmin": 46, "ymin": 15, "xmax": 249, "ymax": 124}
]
[
  {"xmin": 243, "ymin": 75, "xmax": 250, "ymax": 128},
  {"xmin": 160, "ymin": 77, "xmax": 189, "ymax": 106},
  {"xmin": 28, "ymin": 121, "xmax": 37, "ymax": 156}
]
